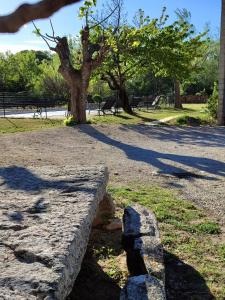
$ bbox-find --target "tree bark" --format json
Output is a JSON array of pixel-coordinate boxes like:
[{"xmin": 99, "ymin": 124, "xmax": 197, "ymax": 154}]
[
  {"xmin": 118, "ymin": 86, "xmax": 133, "ymax": 114},
  {"xmin": 174, "ymin": 80, "xmax": 183, "ymax": 109},
  {"xmin": 103, "ymin": 73, "xmax": 133, "ymax": 114},
  {"xmin": 218, "ymin": 0, "xmax": 225, "ymax": 125},
  {"xmin": 0, "ymin": 0, "xmax": 81, "ymax": 33}
]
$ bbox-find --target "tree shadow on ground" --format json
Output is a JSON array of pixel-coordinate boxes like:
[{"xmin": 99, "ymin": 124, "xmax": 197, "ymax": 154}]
[
  {"xmin": 0, "ymin": 166, "xmax": 95, "ymax": 193},
  {"xmin": 68, "ymin": 228, "xmax": 123, "ymax": 300},
  {"xmin": 78, "ymin": 125, "xmax": 225, "ymax": 179},
  {"xmin": 125, "ymin": 125, "xmax": 225, "ymax": 148},
  {"xmin": 165, "ymin": 251, "xmax": 215, "ymax": 300}
]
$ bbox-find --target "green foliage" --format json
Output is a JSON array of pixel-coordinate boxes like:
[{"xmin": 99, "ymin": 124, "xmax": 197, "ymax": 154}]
[
  {"xmin": 207, "ymin": 82, "xmax": 218, "ymax": 119},
  {"xmin": 176, "ymin": 115, "xmax": 202, "ymax": 126},
  {"xmin": 92, "ymin": 94, "xmax": 102, "ymax": 103},
  {"xmin": 0, "ymin": 50, "xmax": 42, "ymax": 92},
  {"xmin": 63, "ymin": 116, "xmax": 76, "ymax": 126},
  {"xmin": 79, "ymin": 0, "xmax": 96, "ymax": 18}
]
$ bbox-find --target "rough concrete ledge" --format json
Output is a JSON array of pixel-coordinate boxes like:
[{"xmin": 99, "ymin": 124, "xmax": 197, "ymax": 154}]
[
  {"xmin": 121, "ymin": 204, "xmax": 166, "ymax": 300},
  {"xmin": 0, "ymin": 165, "xmax": 108, "ymax": 300}
]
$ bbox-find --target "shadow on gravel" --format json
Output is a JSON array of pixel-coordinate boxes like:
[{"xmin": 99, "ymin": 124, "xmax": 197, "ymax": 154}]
[
  {"xmin": 165, "ymin": 251, "xmax": 215, "ymax": 300},
  {"xmin": 0, "ymin": 166, "xmax": 95, "ymax": 193},
  {"xmin": 126, "ymin": 125, "xmax": 225, "ymax": 148},
  {"xmin": 79, "ymin": 125, "xmax": 225, "ymax": 179}
]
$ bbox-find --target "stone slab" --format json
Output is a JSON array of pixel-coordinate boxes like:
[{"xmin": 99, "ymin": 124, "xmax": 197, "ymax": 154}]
[{"xmin": 0, "ymin": 165, "xmax": 108, "ymax": 300}]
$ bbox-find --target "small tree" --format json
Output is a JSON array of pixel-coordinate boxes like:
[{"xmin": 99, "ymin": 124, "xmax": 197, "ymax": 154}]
[{"xmin": 34, "ymin": 0, "xmax": 119, "ymax": 123}]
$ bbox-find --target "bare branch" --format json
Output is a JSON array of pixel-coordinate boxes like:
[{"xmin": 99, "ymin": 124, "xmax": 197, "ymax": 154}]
[
  {"xmin": 89, "ymin": 2, "xmax": 120, "ymax": 30},
  {"xmin": 50, "ymin": 19, "xmax": 55, "ymax": 38},
  {"xmin": 0, "ymin": 0, "xmax": 82, "ymax": 33},
  {"xmin": 32, "ymin": 21, "xmax": 55, "ymax": 50}
]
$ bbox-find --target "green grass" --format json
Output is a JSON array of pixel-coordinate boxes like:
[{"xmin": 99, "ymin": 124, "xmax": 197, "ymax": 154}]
[
  {"xmin": 0, "ymin": 118, "xmax": 63, "ymax": 134},
  {"xmin": 108, "ymin": 184, "xmax": 225, "ymax": 299},
  {"xmin": 89, "ymin": 104, "xmax": 212, "ymax": 125}
]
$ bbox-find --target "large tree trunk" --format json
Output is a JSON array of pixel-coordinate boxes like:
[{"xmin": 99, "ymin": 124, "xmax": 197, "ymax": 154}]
[
  {"xmin": 70, "ymin": 80, "xmax": 87, "ymax": 124},
  {"xmin": 118, "ymin": 87, "xmax": 133, "ymax": 114},
  {"xmin": 174, "ymin": 80, "xmax": 183, "ymax": 109},
  {"xmin": 218, "ymin": 0, "xmax": 225, "ymax": 125}
]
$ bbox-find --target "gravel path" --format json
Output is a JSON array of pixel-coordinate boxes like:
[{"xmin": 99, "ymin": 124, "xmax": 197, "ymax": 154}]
[{"xmin": 0, "ymin": 124, "xmax": 225, "ymax": 223}]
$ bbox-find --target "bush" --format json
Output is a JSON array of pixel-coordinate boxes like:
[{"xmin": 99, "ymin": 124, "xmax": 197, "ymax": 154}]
[
  {"xmin": 176, "ymin": 115, "xmax": 201, "ymax": 126},
  {"xmin": 63, "ymin": 116, "xmax": 76, "ymax": 126},
  {"xmin": 207, "ymin": 82, "xmax": 218, "ymax": 119},
  {"xmin": 92, "ymin": 94, "xmax": 103, "ymax": 103}
]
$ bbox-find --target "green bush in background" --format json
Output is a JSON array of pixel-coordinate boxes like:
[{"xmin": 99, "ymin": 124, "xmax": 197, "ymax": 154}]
[{"xmin": 207, "ymin": 82, "xmax": 218, "ymax": 119}]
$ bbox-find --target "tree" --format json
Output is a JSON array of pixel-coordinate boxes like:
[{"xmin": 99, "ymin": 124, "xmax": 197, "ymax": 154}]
[
  {"xmin": 0, "ymin": 51, "xmax": 41, "ymax": 92},
  {"xmin": 218, "ymin": 0, "xmax": 225, "ymax": 125},
  {"xmin": 0, "ymin": 0, "xmax": 82, "ymax": 33},
  {"xmin": 34, "ymin": 0, "xmax": 118, "ymax": 123},
  {"xmin": 98, "ymin": 7, "xmax": 207, "ymax": 112}
]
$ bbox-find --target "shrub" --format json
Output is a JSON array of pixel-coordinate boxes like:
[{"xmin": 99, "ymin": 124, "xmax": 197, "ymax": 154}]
[
  {"xmin": 176, "ymin": 115, "xmax": 201, "ymax": 126},
  {"xmin": 63, "ymin": 116, "xmax": 76, "ymax": 126},
  {"xmin": 207, "ymin": 82, "xmax": 218, "ymax": 119},
  {"xmin": 92, "ymin": 94, "xmax": 103, "ymax": 103}
]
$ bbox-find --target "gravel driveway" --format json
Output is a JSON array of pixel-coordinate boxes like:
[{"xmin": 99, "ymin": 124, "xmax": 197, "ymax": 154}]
[{"xmin": 1, "ymin": 124, "xmax": 225, "ymax": 222}]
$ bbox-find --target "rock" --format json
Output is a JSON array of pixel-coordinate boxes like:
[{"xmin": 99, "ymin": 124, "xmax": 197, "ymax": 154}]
[
  {"xmin": 120, "ymin": 275, "xmax": 166, "ymax": 300},
  {"xmin": 92, "ymin": 192, "xmax": 115, "ymax": 227},
  {"xmin": 121, "ymin": 204, "xmax": 165, "ymax": 300},
  {"xmin": 0, "ymin": 166, "xmax": 108, "ymax": 300},
  {"xmin": 105, "ymin": 218, "xmax": 122, "ymax": 231}
]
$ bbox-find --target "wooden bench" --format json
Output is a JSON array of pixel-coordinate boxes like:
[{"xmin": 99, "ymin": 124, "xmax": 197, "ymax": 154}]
[
  {"xmin": 0, "ymin": 166, "xmax": 112, "ymax": 300},
  {"xmin": 0, "ymin": 92, "xmax": 60, "ymax": 118}
]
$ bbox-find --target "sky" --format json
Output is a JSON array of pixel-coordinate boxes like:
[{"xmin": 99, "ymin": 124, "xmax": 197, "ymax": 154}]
[{"xmin": 0, "ymin": 0, "xmax": 221, "ymax": 53}]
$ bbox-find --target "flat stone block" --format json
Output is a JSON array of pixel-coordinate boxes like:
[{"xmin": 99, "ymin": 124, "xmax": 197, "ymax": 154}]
[{"xmin": 0, "ymin": 165, "xmax": 108, "ymax": 300}]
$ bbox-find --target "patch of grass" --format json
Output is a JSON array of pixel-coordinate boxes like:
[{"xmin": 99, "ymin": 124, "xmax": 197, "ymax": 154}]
[
  {"xmin": 108, "ymin": 184, "xmax": 225, "ymax": 299},
  {"xmin": 89, "ymin": 104, "xmax": 211, "ymax": 125},
  {"xmin": 0, "ymin": 118, "xmax": 63, "ymax": 134}
]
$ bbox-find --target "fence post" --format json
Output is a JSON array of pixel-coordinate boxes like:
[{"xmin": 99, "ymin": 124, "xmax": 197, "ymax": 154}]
[{"xmin": 3, "ymin": 92, "xmax": 5, "ymax": 117}]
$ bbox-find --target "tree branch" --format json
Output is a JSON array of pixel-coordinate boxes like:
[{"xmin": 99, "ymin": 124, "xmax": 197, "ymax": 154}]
[{"xmin": 0, "ymin": 0, "xmax": 82, "ymax": 33}]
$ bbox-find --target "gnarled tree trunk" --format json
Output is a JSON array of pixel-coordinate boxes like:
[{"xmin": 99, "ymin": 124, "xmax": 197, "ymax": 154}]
[
  {"xmin": 51, "ymin": 27, "xmax": 107, "ymax": 124},
  {"xmin": 118, "ymin": 86, "xmax": 133, "ymax": 114},
  {"xmin": 102, "ymin": 72, "xmax": 133, "ymax": 114}
]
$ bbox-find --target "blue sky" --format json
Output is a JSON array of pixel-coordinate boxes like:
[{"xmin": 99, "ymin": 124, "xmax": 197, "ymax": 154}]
[{"xmin": 0, "ymin": 0, "xmax": 221, "ymax": 53}]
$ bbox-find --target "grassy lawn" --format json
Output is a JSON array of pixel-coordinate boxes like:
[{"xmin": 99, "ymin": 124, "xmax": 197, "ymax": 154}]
[
  {"xmin": 92, "ymin": 184, "xmax": 225, "ymax": 299},
  {"xmin": 0, "ymin": 104, "xmax": 212, "ymax": 134},
  {"xmin": 0, "ymin": 118, "xmax": 63, "ymax": 134},
  {"xmin": 89, "ymin": 104, "xmax": 212, "ymax": 125}
]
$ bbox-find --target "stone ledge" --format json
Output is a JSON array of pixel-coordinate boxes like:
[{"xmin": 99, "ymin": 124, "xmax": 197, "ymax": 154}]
[
  {"xmin": 0, "ymin": 165, "xmax": 108, "ymax": 300},
  {"xmin": 121, "ymin": 204, "xmax": 166, "ymax": 300}
]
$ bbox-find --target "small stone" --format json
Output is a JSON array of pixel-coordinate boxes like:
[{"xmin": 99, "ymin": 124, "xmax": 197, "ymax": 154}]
[{"xmin": 105, "ymin": 218, "xmax": 122, "ymax": 231}]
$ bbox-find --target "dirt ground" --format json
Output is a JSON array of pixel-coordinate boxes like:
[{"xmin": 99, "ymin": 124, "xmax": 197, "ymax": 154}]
[
  {"xmin": 1, "ymin": 124, "xmax": 225, "ymax": 222},
  {"xmin": 1, "ymin": 124, "xmax": 225, "ymax": 299}
]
